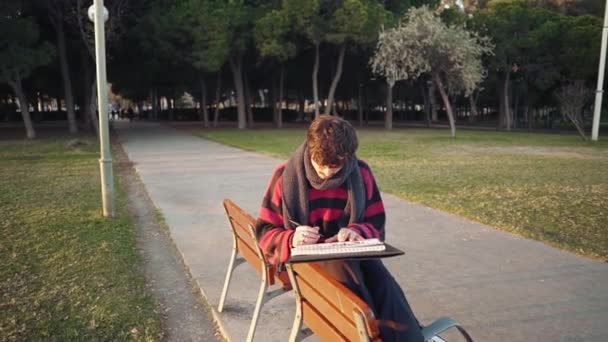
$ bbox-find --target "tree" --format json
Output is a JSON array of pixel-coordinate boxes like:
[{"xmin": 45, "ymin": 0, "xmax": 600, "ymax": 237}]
[
  {"xmin": 178, "ymin": 0, "xmax": 233, "ymax": 127},
  {"xmin": 323, "ymin": 0, "xmax": 389, "ymax": 116},
  {"xmin": 224, "ymin": 0, "xmax": 252, "ymax": 129},
  {"xmin": 46, "ymin": 0, "xmax": 78, "ymax": 134},
  {"xmin": 472, "ymin": 2, "xmax": 554, "ymax": 130},
  {"xmin": 255, "ymin": 8, "xmax": 296, "ymax": 127},
  {"xmin": 284, "ymin": 0, "xmax": 389, "ymax": 118},
  {"xmin": 284, "ymin": 0, "xmax": 324, "ymax": 117},
  {"xmin": 555, "ymin": 81, "xmax": 592, "ymax": 140},
  {"xmin": 0, "ymin": 4, "xmax": 55, "ymax": 139},
  {"xmin": 370, "ymin": 6, "xmax": 493, "ymax": 134}
]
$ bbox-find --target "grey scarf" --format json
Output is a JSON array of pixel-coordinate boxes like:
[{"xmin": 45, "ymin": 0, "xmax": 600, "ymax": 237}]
[{"xmin": 281, "ymin": 143, "xmax": 365, "ymax": 230}]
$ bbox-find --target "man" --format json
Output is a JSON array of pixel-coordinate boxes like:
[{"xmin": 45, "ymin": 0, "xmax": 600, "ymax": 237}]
[{"xmin": 255, "ymin": 115, "xmax": 423, "ymax": 341}]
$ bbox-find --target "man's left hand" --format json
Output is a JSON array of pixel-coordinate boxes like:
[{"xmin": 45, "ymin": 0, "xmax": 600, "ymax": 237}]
[{"xmin": 325, "ymin": 228, "xmax": 363, "ymax": 242}]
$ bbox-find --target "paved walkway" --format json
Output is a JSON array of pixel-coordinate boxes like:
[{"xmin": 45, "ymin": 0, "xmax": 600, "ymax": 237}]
[{"xmin": 115, "ymin": 122, "xmax": 608, "ymax": 342}]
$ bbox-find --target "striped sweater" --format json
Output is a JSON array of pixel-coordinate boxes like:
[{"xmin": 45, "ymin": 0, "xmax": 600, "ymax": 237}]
[{"xmin": 255, "ymin": 159, "xmax": 386, "ymax": 266}]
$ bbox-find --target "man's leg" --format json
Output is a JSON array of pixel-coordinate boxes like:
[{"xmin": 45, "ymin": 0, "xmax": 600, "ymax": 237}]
[
  {"xmin": 318, "ymin": 260, "xmax": 423, "ymax": 342},
  {"xmin": 359, "ymin": 259, "xmax": 424, "ymax": 342}
]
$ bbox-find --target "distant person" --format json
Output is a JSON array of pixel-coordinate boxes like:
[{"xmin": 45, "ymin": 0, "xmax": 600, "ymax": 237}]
[
  {"xmin": 127, "ymin": 107, "xmax": 134, "ymax": 122},
  {"xmin": 255, "ymin": 115, "xmax": 424, "ymax": 341}
]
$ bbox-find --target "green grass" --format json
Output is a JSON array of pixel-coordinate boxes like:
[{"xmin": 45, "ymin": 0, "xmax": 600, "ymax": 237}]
[
  {"xmin": 0, "ymin": 138, "xmax": 161, "ymax": 340},
  {"xmin": 196, "ymin": 128, "xmax": 608, "ymax": 260}
]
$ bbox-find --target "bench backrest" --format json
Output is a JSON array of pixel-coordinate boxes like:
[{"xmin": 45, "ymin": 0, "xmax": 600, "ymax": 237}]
[
  {"xmin": 287, "ymin": 262, "xmax": 381, "ymax": 342},
  {"xmin": 223, "ymin": 199, "xmax": 286, "ymax": 287}
]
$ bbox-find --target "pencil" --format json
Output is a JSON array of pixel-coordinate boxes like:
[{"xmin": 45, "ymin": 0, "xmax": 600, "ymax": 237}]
[{"xmin": 289, "ymin": 219, "xmax": 324, "ymax": 237}]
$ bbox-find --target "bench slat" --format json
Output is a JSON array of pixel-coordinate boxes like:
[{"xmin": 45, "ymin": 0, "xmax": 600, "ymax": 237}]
[
  {"xmin": 291, "ymin": 262, "xmax": 381, "ymax": 340},
  {"xmin": 230, "ymin": 218, "xmax": 258, "ymax": 250},
  {"xmin": 224, "ymin": 201, "xmax": 258, "ymax": 247},
  {"xmin": 297, "ymin": 275, "xmax": 360, "ymax": 341},
  {"xmin": 302, "ymin": 302, "xmax": 349, "ymax": 342},
  {"xmin": 224, "ymin": 199, "xmax": 278, "ymax": 287},
  {"xmin": 236, "ymin": 238, "xmax": 264, "ymax": 276}
]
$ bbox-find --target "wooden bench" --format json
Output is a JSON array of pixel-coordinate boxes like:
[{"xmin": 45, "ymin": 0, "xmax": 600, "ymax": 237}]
[
  {"xmin": 286, "ymin": 262, "xmax": 474, "ymax": 342},
  {"xmin": 218, "ymin": 199, "xmax": 291, "ymax": 342}
]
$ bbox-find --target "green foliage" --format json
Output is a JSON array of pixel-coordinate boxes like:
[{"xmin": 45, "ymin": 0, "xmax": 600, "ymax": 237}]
[
  {"xmin": 197, "ymin": 128, "xmax": 608, "ymax": 259},
  {"xmin": 0, "ymin": 10, "xmax": 55, "ymax": 84},
  {"xmin": 254, "ymin": 9, "xmax": 296, "ymax": 62},
  {"xmin": 0, "ymin": 138, "xmax": 161, "ymax": 340},
  {"xmin": 557, "ymin": 15, "xmax": 602, "ymax": 81},
  {"xmin": 284, "ymin": 0, "xmax": 323, "ymax": 43},
  {"xmin": 470, "ymin": 1, "xmax": 601, "ymax": 107},
  {"xmin": 176, "ymin": 0, "xmax": 233, "ymax": 72},
  {"xmin": 327, "ymin": 0, "xmax": 368, "ymax": 44},
  {"xmin": 370, "ymin": 6, "xmax": 493, "ymax": 95},
  {"xmin": 328, "ymin": 0, "xmax": 390, "ymax": 46},
  {"xmin": 473, "ymin": 1, "xmax": 553, "ymax": 72},
  {"xmin": 283, "ymin": 0, "xmax": 389, "ymax": 48}
]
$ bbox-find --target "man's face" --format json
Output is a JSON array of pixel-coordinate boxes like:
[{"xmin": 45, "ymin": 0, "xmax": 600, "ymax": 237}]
[{"xmin": 311, "ymin": 158, "xmax": 342, "ymax": 180}]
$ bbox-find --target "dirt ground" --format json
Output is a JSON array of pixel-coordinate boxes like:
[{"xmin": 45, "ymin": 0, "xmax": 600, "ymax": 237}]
[{"xmin": 113, "ymin": 139, "xmax": 225, "ymax": 342}]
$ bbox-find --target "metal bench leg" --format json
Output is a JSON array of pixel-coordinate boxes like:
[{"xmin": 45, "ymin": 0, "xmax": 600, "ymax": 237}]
[
  {"xmin": 245, "ymin": 276, "xmax": 268, "ymax": 342},
  {"xmin": 218, "ymin": 247, "xmax": 238, "ymax": 312},
  {"xmin": 354, "ymin": 312, "xmax": 371, "ymax": 342},
  {"xmin": 286, "ymin": 264, "xmax": 304, "ymax": 342},
  {"xmin": 422, "ymin": 317, "xmax": 474, "ymax": 342}
]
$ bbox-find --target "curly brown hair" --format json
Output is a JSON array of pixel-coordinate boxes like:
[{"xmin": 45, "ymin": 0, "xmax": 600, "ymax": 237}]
[{"xmin": 306, "ymin": 115, "xmax": 358, "ymax": 167}]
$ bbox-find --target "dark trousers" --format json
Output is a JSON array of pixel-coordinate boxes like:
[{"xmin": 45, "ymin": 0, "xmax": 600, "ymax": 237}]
[{"xmin": 319, "ymin": 259, "xmax": 424, "ymax": 342}]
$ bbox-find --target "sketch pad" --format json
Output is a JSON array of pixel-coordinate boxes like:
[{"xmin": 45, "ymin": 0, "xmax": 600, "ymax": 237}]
[{"xmin": 289, "ymin": 239, "xmax": 404, "ymax": 263}]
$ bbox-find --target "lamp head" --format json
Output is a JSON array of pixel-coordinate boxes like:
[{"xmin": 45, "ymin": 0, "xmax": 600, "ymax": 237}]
[{"xmin": 87, "ymin": 5, "xmax": 109, "ymax": 22}]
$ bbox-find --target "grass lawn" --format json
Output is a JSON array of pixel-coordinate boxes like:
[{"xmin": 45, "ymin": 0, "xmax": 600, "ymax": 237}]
[
  {"xmin": 0, "ymin": 137, "xmax": 161, "ymax": 340},
  {"xmin": 196, "ymin": 127, "xmax": 608, "ymax": 260}
]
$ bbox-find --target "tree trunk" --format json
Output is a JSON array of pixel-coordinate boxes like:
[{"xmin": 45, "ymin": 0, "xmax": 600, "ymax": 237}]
[
  {"xmin": 566, "ymin": 112, "xmax": 588, "ymax": 140},
  {"xmin": 503, "ymin": 72, "xmax": 512, "ymax": 131},
  {"xmin": 82, "ymin": 52, "xmax": 92, "ymax": 128},
  {"xmin": 11, "ymin": 76, "xmax": 36, "ymax": 139},
  {"xmin": 497, "ymin": 81, "xmax": 505, "ymax": 130},
  {"xmin": 324, "ymin": 45, "xmax": 346, "ymax": 116},
  {"xmin": 244, "ymin": 71, "xmax": 254, "ymax": 128},
  {"xmin": 270, "ymin": 76, "xmax": 278, "ymax": 124},
  {"xmin": 513, "ymin": 85, "xmax": 520, "ymax": 129},
  {"xmin": 214, "ymin": 72, "xmax": 221, "ymax": 127},
  {"xmin": 385, "ymin": 82, "xmax": 393, "ymax": 130},
  {"xmin": 54, "ymin": 18, "xmax": 78, "ymax": 133},
  {"xmin": 34, "ymin": 93, "xmax": 42, "ymax": 123},
  {"xmin": 358, "ymin": 84, "xmax": 364, "ymax": 127},
  {"xmin": 152, "ymin": 88, "xmax": 159, "ymax": 120},
  {"xmin": 468, "ymin": 93, "xmax": 478, "ymax": 123},
  {"xmin": 421, "ymin": 82, "xmax": 431, "ymax": 127},
  {"xmin": 298, "ymin": 91, "xmax": 305, "ymax": 122},
  {"xmin": 429, "ymin": 81, "xmax": 438, "ymax": 122},
  {"xmin": 229, "ymin": 56, "xmax": 246, "ymax": 129},
  {"xmin": 433, "ymin": 73, "xmax": 456, "ymax": 137},
  {"xmin": 277, "ymin": 64, "xmax": 285, "ymax": 128},
  {"xmin": 168, "ymin": 93, "xmax": 175, "ymax": 121},
  {"xmin": 89, "ymin": 78, "xmax": 99, "ymax": 135},
  {"xmin": 200, "ymin": 77, "xmax": 209, "ymax": 127},
  {"xmin": 312, "ymin": 41, "xmax": 320, "ymax": 118}
]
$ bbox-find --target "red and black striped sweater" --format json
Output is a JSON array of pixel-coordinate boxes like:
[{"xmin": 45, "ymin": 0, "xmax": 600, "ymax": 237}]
[{"xmin": 255, "ymin": 159, "xmax": 386, "ymax": 266}]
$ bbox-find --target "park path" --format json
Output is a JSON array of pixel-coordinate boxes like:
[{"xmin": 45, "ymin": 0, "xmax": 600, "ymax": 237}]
[{"xmin": 115, "ymin": 121, "xmax": 608, "ymax": 342}]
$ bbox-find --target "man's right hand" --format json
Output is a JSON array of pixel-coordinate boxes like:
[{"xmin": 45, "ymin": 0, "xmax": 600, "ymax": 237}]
[{"xmin": 292, "ymin": 225, "xmax": 321, "ymax": 247}]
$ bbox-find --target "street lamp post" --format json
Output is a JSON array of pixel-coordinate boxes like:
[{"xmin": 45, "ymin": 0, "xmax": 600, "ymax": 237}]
[
  {"xmin": 592, "ymin": 0, "xmax": 608, "ymax": 141},
  {"xmin": 89, "ymin": 1, "xmax": 114, "ymax": 217}
]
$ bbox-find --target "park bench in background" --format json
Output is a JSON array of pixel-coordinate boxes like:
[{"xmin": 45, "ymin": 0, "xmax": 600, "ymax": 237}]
[
  {"xmin": 218, "ymin": 199, "xmax": 291, "ymax": 342},
  {"xmin": 285, "ymin": 261, "xmax": 474, "ymax": 342}
]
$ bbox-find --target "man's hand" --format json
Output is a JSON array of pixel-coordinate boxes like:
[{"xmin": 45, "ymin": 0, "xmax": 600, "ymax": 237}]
[
  {"xmin": 325, "ymin": 228, "xmax": 363, "ymax": 243},
  {"xmin": 292, "ymin": 225, "xmax": 321, "ymax": 247}
]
